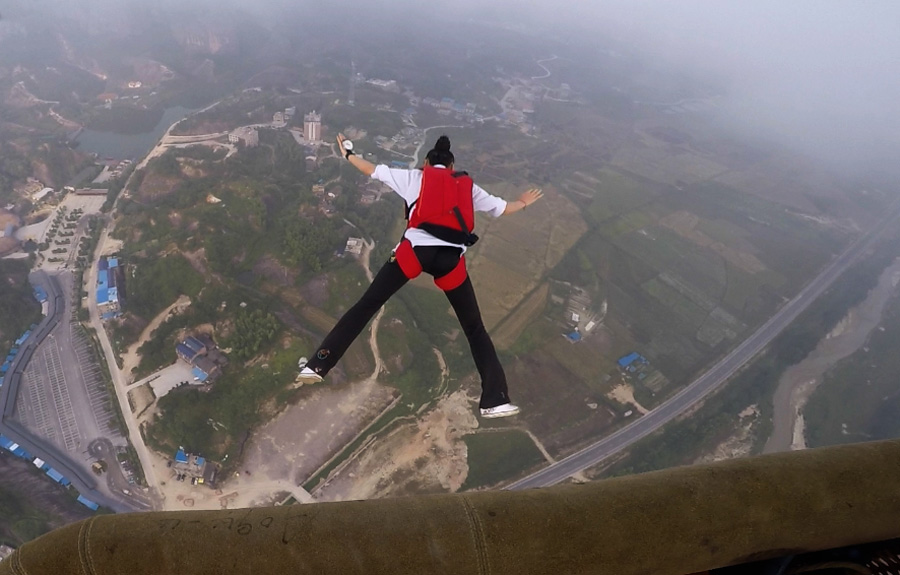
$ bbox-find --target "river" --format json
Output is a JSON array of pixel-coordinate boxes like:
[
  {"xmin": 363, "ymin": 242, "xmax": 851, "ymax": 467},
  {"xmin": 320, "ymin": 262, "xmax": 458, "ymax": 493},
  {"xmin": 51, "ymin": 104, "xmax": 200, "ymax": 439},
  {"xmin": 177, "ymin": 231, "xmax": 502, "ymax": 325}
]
[
  {"xmin": 73, "ymin": 106, "xmax": 196, "ymax": 160},
  {"xmin": 764, "ymin": 257, "xmax": 900, "ymax": 453}
]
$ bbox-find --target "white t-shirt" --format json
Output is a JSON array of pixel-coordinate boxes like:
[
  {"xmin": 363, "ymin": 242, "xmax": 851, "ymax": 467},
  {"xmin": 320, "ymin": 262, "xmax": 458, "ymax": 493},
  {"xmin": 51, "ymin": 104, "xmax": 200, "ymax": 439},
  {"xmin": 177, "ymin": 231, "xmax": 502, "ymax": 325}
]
[{"xmin": 371, "ymin": 164, "xmax": 507, "ymax": 253}]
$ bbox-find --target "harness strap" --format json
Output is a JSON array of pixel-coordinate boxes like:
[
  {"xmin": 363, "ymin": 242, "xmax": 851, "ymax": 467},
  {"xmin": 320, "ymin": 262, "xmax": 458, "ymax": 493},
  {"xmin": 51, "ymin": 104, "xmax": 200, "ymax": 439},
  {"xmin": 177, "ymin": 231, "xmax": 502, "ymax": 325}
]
[
  {"xmin": 394, "ymin": 240, "xmax": 469, "ymax": 291},
  {"xmin": 394, "ymin": 239, "xmax": 422, "ymax": 279},
  {"xmin": 433, "ymin": 256, "xmax": 468, "ymax": 292}
]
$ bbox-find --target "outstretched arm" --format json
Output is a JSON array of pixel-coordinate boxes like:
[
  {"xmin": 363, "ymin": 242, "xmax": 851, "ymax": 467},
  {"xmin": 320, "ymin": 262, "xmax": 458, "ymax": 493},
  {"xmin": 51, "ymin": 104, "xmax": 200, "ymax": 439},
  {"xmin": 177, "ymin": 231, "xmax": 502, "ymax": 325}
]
[
  {"xmin": 336, "ymin": 133, "xmax": 376, "ymax": 176},
  {"xmin": 503, "ymin": 188, "xmax": 544, "ymax": 215}
]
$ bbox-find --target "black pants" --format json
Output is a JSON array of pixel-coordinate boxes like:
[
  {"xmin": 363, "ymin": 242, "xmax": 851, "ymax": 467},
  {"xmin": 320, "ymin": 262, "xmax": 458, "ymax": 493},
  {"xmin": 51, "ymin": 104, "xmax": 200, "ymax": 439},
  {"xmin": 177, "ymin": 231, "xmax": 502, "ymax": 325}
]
[{"xmin": 306, "ymin": 245, "xmax": 510, "ymax": 409}]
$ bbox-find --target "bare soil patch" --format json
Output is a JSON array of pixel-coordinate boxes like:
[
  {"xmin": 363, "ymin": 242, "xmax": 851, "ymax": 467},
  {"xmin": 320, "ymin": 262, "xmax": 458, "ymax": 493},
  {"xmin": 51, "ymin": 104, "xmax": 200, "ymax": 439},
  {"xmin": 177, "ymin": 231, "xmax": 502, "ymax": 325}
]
[
  {"xmin": 313, "ymin": 390, "xmax": 480, "ymax": 501},
  {"xmin": 607, "ymin": 383, "xmax": 649, "ymax": 415},
  {"xmin": 135, "ymin": 172, "xmax": 182, "ymax": 202},
  {"xmin": 0, "ymin": 209, "xmax": 20, "ymax": 229},
  {"xmin": 253, "ymin": 255, "xmax": 293, "ymax": 288},
  {"xmin": 239, "ymin": 379, "xmax": 398, "ymax": 491}
]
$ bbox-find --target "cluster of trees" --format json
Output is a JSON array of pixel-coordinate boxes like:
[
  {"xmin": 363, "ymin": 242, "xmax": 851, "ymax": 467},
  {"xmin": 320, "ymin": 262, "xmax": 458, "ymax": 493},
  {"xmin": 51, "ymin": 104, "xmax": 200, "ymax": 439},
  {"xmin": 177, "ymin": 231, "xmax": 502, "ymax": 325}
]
[
  {"xmin": 227, "ymin": 308, "xmax": 281, "ymax": 362},
  {"xmin": 281, "ymin": 216, "xmax": 343, "ymax": 272},
  {"xmin": 0, "ymin": 260, "xmax": 41, "ymax": 351},
  {"xmin": 127, "ymin": 254, "xmax": 205, "ymax": 321}
]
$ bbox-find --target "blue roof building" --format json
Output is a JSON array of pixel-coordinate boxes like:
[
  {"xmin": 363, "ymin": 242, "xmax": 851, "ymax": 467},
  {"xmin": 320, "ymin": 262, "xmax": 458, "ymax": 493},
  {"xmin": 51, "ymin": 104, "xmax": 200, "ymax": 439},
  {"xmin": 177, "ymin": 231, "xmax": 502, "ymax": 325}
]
[
  {"xmin": 96, "ymin": 287, "xmax": 109, "ymax": 305},
  {"xmin": 0, "ymin": 435, "xmax": 14, "ymax": 450},
  {"xmin": 175, "ymin": 449, "xmax": 189, "ymax": 464},
  {"xmin": 15, "ymin": 330, "xmax": 31, "ymax": 346},
  {"xmin": 192, "ymin": 366, "xmax": 210, "ymax": 382},
  {"xmin": 183, "ymin": 337, "xmax": 205, "ymax": 354},
  {"xmin": 176, "ymin": 343, "xmax": 197, "ymax": 363},
  {"xmin": 11, "ymin": 445, "xmax": 33, "ymax": 460},
  {"xmin": 565, "ymin": 331, "xmax": 583, "ymax": 343},
  {"xmin": 33, "ymin": 287, "xmax": 48, "ymax": 303},
  {"xmin": 618, "ymin": 352, "xmax": 643, "ymax": 369},
  {"xmin": 108, "ymin": 258, "xmax": 118, "ymax": 268},
  {"xmin": 45, "ymin": 467, "xmax": 68, "ymax": 484},
  {"xmin": 77, "ymin": 495, "xmax": 100, "ymax": 511},
  {"xmin": 98, "ymin": 258, "xmax": 109, "ymax": 271}
]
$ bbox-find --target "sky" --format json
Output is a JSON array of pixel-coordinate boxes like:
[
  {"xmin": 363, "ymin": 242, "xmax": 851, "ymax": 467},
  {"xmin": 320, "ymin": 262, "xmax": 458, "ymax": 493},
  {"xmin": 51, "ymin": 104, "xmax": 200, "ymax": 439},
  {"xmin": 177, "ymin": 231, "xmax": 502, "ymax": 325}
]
[
  {"xmin": 496, "ymin": 0, "xmax": 900, "ymax": 177},
  {"xmin": 4, "ymin": 0, "xmax": 900, "ymax": 177}
]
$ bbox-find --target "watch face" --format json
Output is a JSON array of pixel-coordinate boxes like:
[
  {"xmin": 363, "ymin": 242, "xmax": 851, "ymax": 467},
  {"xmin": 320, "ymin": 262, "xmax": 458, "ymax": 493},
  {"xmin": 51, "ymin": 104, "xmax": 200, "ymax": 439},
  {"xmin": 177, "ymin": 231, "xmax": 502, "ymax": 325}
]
[{"xmin": 342, "ymin": 139, "xmax": 354, "ymax": 151}]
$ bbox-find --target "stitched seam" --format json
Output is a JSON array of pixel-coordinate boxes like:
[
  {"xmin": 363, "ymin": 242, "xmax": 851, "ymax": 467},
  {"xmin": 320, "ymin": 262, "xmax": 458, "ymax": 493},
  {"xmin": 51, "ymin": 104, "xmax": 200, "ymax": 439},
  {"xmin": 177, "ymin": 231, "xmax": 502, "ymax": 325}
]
[
  {"xmin": 460, "ymin": 496, "xmax": 490, "ymax": 575},
  {"xmin": 78, "ymin": 518, "xmax": 98, "ymax": 575},
  {"xmin": 10, "ymin": 549, "xmax": 25, "ymax": 575}
]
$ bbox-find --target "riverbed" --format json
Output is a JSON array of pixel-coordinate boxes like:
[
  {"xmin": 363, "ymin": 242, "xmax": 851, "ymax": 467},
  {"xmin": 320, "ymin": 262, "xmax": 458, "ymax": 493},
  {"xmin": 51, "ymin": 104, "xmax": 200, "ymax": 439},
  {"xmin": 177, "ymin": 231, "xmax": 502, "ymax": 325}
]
[{"xmin": 764, "ymin": 257, "xmax": 900, "ymax": 453}]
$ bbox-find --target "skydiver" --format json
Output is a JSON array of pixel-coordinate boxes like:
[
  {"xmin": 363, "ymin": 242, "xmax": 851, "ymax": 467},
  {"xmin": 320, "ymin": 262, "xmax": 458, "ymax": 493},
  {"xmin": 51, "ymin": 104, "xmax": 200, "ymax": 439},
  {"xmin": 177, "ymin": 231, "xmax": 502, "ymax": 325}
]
[{"xmin": 297, "ymin": 134, "xmax": 542, "ymax": 418}]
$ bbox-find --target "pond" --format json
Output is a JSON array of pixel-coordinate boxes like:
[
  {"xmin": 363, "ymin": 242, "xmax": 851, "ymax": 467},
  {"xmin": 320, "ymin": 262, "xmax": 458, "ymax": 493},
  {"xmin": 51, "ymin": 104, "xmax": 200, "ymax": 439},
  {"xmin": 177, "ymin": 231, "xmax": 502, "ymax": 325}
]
[{"xmin": 73, "ymin": 106, "xmax": 196, "ymax": 160}]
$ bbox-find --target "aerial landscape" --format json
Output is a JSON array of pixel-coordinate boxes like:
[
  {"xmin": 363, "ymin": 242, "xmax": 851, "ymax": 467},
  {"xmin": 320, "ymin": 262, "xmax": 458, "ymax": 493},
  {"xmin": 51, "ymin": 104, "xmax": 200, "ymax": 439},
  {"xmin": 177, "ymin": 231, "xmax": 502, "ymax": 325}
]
[{"xmin": 2, "ymin": 0, "xmax": 900, "ymax": 569}]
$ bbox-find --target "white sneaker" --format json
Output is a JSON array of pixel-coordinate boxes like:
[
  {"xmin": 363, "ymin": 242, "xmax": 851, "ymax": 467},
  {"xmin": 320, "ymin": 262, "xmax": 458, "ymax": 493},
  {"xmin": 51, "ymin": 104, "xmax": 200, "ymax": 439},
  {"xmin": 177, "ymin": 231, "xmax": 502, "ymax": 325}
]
[
  {"xmin": 479, "ymin": 403, "xmax": 520, "ymax": 419},
  {"xmin": 295, "ymin": 367, "xmax": 323, "ymax": 384}
]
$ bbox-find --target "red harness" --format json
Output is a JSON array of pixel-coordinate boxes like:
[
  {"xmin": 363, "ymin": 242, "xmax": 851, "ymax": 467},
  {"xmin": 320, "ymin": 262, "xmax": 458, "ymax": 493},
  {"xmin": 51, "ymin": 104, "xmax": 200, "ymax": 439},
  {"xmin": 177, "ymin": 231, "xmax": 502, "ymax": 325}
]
[
  {"xmin": 394, "ymin": 166, "xmax": 474, "ymax": 292},
  {"xmin": 395, "ymin": 239, "xmax": 468, "ymax": 291}
]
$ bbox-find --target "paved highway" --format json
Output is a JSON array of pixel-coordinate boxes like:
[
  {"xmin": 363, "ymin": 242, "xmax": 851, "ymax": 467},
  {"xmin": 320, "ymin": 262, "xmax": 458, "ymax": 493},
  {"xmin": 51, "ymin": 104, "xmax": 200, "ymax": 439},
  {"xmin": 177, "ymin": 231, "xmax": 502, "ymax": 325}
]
[{"xmin": 508, "ymin": 203, "xmax": 900, "ymax": 490}]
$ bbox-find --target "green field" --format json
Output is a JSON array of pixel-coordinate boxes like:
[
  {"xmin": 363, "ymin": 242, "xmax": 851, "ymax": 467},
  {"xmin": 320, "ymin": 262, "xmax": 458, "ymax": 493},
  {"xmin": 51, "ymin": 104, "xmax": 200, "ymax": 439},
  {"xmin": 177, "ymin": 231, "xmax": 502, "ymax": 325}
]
[{"xmin": 461, "ymin": 431, "xmax": 546, "ymax": 490}]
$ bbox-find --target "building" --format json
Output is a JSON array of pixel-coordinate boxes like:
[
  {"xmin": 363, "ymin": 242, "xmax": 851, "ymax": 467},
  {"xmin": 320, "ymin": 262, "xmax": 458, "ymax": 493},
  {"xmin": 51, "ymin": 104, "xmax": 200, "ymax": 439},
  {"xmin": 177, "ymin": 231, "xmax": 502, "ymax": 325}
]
[
  {"xmin": 273, "ymin": 111, "xmax": 285, "ymax": 125},
  {"xmin": 97, "ymin": 257, "xmax": 122, "ymax": 320},
  {"xmin": 175, "ymin": 334, "xmax": 226, "ymax": 383},
  {"xmin": 228, "ymin": 127, "xmax": 259, "ymax": 148},
  {"xmin": 172, "ymin": 449, "xmax": 215, "ymax": 486},
  {"xmin": 617, "ymin": 352, "xmax": 647, "ymax": 370},
  {"xmin": 344, "ymin": 237, "xmax": 364, "ymax": 256},
  {"xmin": 192, "ymin": 356, "xmax": 219, "ymax": 383},
  {"xmin": 75, "ymin": 188, "xmax": 108, "ymax": 196},
  {"xmin": 304, "ymin": 111, "xmax": 322, "ymax": 143},
  {"xmin": 32, "ymin": 187, "xmax": 53, "ymax": 203},
  {"xmin": 76, "ymin": 495, "xmax": 100, "ymax": 511}
]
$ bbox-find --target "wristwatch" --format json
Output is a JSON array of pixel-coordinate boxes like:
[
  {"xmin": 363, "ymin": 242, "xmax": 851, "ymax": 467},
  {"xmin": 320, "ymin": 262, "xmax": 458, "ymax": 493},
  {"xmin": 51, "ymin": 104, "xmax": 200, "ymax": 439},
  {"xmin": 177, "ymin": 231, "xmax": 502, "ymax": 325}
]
[{"xmin": 342, "ymin": 139, "xmax": 355, "ymax": 159}]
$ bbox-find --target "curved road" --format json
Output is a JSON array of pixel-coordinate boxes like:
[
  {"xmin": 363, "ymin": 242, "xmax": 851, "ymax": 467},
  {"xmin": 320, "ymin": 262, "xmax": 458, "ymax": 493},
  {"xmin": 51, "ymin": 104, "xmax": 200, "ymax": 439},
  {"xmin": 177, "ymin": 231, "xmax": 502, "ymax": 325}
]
[{"xmin": 508, "ymin": 201, "xmax": 900, "ymax": 490}]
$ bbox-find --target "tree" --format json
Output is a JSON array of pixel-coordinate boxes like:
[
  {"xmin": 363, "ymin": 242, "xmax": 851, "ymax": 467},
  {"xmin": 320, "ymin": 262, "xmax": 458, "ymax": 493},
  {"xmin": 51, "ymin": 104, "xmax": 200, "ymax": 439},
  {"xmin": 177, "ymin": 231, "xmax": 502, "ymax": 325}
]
[{"xmin": 227, "ymin": 308, "xmax": 281, "ymax": 361}]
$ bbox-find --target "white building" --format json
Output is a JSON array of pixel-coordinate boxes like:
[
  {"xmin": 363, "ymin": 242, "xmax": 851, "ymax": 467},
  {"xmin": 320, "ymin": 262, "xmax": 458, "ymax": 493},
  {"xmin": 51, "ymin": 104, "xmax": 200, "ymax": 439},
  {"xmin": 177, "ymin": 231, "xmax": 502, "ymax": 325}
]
[
  {"xmin": 304, "ymin": 111, "xmax": 322, "ymax": 143},
  {"xmin": 228, "ymin": 127, "xmax": 259, "ymax": 147}
]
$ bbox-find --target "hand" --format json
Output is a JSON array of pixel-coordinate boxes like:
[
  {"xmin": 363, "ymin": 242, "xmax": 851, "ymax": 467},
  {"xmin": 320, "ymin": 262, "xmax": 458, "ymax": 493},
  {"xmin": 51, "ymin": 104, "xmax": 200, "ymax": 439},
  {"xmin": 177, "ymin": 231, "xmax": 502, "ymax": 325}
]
[
  {"xmin": 336, "ymin": 133, "xmax": 347, "ymax": 152},
  {"xmin": 518, "ymin": 188, "xmax": 543, "ymax": 207}
]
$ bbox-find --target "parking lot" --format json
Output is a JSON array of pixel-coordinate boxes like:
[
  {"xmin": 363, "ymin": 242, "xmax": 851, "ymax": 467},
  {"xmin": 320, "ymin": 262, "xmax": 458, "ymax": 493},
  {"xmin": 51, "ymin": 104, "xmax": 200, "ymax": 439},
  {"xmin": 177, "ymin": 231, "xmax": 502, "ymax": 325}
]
[
  {"xmin": 128, "ymin": 361, "xmax": 196, "ymax": 399},
  {"xmin": 11, "ymin": 272, "xmax": 126, "ymax": 458},
  {"xmin": 26, "ymin": 193, "xmax": 107, "ymax": 273}
]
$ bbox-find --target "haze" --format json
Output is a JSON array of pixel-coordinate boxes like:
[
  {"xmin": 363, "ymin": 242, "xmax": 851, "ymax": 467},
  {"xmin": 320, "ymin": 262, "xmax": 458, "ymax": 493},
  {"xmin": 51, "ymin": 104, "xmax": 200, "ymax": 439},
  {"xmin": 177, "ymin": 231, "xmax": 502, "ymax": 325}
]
[{"xmin": 3, "ymin": 0, "xmax": 900, "ymax": 174}]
